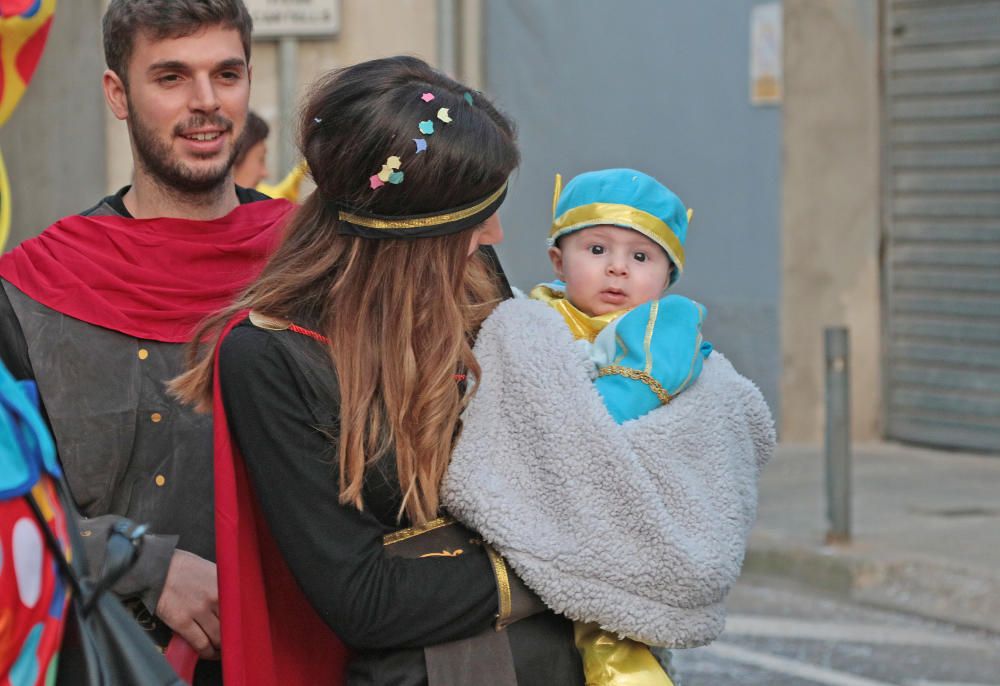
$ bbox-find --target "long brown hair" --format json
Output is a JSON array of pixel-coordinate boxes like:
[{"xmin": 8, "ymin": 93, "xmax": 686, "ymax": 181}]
[{"xmin": 172, "ymin": 56, "xmax": 519, "ymax": 524}]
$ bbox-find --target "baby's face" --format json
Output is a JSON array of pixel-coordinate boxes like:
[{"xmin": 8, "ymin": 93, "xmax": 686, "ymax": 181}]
[{"xmin": 548, "ymin": 225, "xmax": 672, "ymax": 316}]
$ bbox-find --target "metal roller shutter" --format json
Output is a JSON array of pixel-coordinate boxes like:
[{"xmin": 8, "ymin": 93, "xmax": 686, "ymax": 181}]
[{"xmin": 883, "ymin": 0, "xmax": 1000, "ymax": 452}]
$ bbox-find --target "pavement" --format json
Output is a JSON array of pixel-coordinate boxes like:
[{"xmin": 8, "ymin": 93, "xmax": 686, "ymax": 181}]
[{"xmin": 742, "ymin": 441, "xmax": 1000, "ymax": 634}]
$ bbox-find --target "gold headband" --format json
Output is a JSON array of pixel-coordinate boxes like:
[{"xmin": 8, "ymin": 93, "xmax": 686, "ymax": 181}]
[{"xmin": 336, "ymin": 181, "xmax": 509, "ymax": 239}]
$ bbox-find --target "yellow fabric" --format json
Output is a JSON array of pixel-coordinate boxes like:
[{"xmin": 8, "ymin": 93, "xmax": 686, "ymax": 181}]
[
  {"xmin": 0, "ymin": 147, "xmax": 10, "ymax": 252},
  {"xmin": 0, "ymin": 0, "xmax": 57, "ymax": 128},
  {"xmin": 550, "ymin": 202, "xmax": 686, "ymax": 275},
  {"xmin": 528, "ymin": 284, "xmax": 626, "ymax": 343},
  {"xmin": 257, "ymin": 161, "xmax": 308, "ymax": 203},
  {"xmin": 552, "ymin": 172, "xmax": 563, "ymax": 219},
  {"xmin": 575, "ymin": 623, "xmax": 674, "ymax": 686}
]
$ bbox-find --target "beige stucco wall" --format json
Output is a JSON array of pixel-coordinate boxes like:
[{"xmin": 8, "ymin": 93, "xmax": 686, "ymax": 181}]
[
  {"xmin": 106, "ymin": 0, "xmax": 453, "ymax": 191},
  {"xmin": 780, "ymin": 0, "xmax": 882, "ymax": 441}
]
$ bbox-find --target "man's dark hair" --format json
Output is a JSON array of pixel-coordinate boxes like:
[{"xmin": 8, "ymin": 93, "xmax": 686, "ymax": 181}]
[
  {"xmin": 103, "ymin": 0, "xmax": 253, "ymax": 84},
  {"xmin": 234, "ymin": 110, "xmax": 270, "ymax": 165}
]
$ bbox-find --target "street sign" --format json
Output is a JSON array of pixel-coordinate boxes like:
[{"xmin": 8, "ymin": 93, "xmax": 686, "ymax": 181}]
[{"xmin": 245, "ymin": 0, "xmax": 340, "ymax": 38}]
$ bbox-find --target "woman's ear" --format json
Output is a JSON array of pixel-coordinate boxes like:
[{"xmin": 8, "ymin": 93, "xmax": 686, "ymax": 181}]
[{"xmin": 547, "ymin": 245, "xmax": 564, "ymax": 279}]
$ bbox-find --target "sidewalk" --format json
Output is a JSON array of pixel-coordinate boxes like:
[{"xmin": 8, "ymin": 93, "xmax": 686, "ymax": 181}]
[{"xmin": 742, "ymin": 441, "xmax": 1000, "ymax": 633}]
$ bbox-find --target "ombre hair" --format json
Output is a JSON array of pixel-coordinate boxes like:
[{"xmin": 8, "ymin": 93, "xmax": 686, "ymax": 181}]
[{"xmin": 172, "ymin": 56, "xmax": 518, "ymax": 525}]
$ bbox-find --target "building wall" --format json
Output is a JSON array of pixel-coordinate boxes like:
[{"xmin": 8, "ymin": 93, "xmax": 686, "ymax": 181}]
[
  {"xmin": 483, "ymin": 0, "xmax": 784, "ymax": 415},
  {"xmin": 2, "ymin": 0, "xmax": 106, "ymax": 247},
  {"xmin": 780, "ymin": 0, "xmax": 882, "ymax": 441}
]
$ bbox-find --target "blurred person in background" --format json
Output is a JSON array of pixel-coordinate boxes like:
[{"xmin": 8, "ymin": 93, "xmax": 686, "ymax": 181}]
[
  {"xmin": 235, "ymin": 109, "xmax": 308, "ymax": 202},
  {"xmin": 233, "ymin": 109, "xmax": 270, "ymax": 189}
]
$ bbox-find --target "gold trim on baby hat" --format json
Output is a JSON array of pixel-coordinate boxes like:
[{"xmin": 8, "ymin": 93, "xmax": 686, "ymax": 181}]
[{"xmin": 549, "ymin": 202, "xmax": 686, "ymax": 275}]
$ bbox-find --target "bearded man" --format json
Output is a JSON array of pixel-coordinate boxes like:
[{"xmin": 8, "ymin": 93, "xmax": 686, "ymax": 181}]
[{"xmin": 0, "ymin": 2, "xmax": 289, "ymax": 682}]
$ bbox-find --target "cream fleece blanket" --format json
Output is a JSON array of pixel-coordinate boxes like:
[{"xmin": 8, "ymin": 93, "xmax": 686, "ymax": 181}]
[{"xmin": 442, "ymin": 298, "xmax": 775, "ymax": 648}]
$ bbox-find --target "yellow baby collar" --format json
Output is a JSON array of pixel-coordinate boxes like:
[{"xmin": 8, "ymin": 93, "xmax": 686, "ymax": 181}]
[{"xmin": 529, "ymin": 283, "xmax": 626, "ymax": 343}]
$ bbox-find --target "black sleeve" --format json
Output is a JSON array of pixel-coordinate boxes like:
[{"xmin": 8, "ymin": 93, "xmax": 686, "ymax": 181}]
[
  {"xmin": 218, "ymin": 326, "xmax": 499, "ymax": 650},
  {"xmin": 0, "ymin": 283, "xmax": 35, "ymax": 381}
]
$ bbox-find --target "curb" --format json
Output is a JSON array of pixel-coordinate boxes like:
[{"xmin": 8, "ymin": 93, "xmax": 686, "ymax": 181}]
[{"xmin": 742, "ymin": 533, "xmax": 1000, "ymax": 635}]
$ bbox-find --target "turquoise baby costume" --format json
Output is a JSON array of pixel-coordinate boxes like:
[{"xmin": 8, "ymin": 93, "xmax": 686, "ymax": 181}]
[
  {"xmin": 594, "ymin": 296, "xmax": 713, "ymax": 424},
  {"xmin": 530, "ymin": 280, "xmax": 712, "ymax": 424}
]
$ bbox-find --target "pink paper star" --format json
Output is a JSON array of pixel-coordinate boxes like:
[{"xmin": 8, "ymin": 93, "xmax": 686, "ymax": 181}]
[
  {"xmin": 369, "ymin": 174, "xmax": 385, "ymax": 190},
  {"xmin": 420, "ymin": 92, "xmax": 435, "ymax": 102}
]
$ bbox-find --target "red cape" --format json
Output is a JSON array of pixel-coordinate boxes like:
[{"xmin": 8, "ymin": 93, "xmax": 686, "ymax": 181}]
[
  {"xmin": 213, "ymin": 314, "xmax": 349, "ymax": 685},
  {"xmin": 0, "ymin": 199, "xmax": 293, "ymax": 342}
]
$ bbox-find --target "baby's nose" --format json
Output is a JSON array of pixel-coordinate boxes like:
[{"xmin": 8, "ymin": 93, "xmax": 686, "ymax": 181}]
[{"xmin": 606, "ymin": 258, "xmax": 628, "ymax": 275}]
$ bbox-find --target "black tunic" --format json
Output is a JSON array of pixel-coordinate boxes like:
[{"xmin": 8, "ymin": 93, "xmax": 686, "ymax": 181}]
[{"xmin": 218, "ymin": 319, "xmax": 584, "ymax": 685}]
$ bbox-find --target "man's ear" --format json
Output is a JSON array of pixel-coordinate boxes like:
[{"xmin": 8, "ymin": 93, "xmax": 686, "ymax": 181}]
[
  {"xmin": 103, "ymin": 69, "xmax": 129, "ymax": 121},
  {"xmin": 547, "ymin": 245, "xmax": 565, "ymax": 279}
]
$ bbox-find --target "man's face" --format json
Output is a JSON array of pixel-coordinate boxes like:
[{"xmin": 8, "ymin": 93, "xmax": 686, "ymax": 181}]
[
  {"xmin": 122, "ymin": 26, "xmax": 250, "ymax": 194},
  {"xmin": 548, "ymin": 225, "xmax": 672, "ymax": 317}
]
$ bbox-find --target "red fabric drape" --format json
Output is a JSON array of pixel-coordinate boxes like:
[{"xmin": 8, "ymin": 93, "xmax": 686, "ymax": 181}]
[
  {"xmin": 212, "ymin": 313, "xmax": 349, "ymax": 685},
  {"xmin": 0, "ymin": 200, "xmax": 293, "ymax": 342}
]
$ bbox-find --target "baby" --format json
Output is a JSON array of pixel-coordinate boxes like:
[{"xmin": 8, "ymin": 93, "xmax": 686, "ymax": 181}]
[
  {"xmin": 532, "ymin": 168, "xmax": 712, "ymax": 425},
  {"xmin": 529, "ymin": 168, "xmax": 712, "ymax": 686}
]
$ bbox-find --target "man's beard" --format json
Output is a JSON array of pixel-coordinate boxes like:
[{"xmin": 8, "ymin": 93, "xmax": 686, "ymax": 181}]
[{"xmin": 129, "ymin": 106, "xmax": 238, "ymax": 195}]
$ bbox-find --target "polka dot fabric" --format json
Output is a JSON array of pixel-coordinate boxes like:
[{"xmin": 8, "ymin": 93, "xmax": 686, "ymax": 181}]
[{"xmin": 0, "ymin": 476, "xmax": 70, "ymax": 685}]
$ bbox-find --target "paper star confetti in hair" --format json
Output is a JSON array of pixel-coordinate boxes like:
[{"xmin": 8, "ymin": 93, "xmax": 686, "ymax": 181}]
[
  {"xmin": 376, "ymin": 155, "xmax": 402, "ymax": 182},
  {"xmin": 367, "ymin": 94, "xmax": 466, "ymax": 191}
]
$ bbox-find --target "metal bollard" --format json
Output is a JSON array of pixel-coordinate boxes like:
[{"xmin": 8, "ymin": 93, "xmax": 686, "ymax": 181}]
[{"xmin": 824, "ymin": 327, "xmax": 851, "ymax": 544}]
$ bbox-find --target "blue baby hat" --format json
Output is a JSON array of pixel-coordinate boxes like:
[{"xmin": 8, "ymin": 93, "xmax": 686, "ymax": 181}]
[{"xmin": 549, "ymin": 168, "xmax": 691, "ymax": 284}]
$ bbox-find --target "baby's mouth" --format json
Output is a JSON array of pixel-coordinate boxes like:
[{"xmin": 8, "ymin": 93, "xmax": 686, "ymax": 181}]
[{"xmin": 599, "ymin": 288, "xmax": 627, "ymax": 303}]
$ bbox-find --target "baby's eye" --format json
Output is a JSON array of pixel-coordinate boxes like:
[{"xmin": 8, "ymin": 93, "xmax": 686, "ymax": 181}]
[
  {"xmin": 633, "ymin": 252, "xmax": 648, "ymax": 262},
  {"xmin": 589, "ymin": 245, "xmax": 605, "ymax": 255}
]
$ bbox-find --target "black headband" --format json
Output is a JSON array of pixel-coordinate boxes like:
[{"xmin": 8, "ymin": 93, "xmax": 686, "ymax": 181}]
[{"xmin": 335, "ymin": 181, "xmax": 508, "ymax": 239}]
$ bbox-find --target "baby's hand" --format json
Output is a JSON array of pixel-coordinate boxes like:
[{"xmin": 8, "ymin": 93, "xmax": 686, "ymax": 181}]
[{"xmin": 594, "ymin": 295, "xmax": 711, "ymax": 423}]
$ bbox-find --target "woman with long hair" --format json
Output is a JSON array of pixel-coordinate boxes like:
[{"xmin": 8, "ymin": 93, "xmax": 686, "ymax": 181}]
[{"xmin": 172, "ymin": 56, "xmax": 584, "ymax": 685}]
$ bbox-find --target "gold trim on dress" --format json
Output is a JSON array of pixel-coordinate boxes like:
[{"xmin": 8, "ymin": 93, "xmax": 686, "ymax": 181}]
[
  {"xmin": 550, "ymin": 202, "xmax": 685, "ymax": 273},
  {"xmin": 419, "ymin": 549, "xmax": 465, "ymax": 558},
  {"xmin": 643, "ymin": 299, "xmax": 659, "ymax": 375},
  {"xmin": 484, "ymin": 544, "xmax": 512, "ymax": 628},
  {"xmin": 382, "ymin": 516, "xmax": 455, "ymax": 546},
  {"xmin": 339, "ymin": 181, "xmax": 508, "ymax": 231},
  {"xmin": 597, "ymin": 366, "xmax": 673, "ymax": 406}
]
